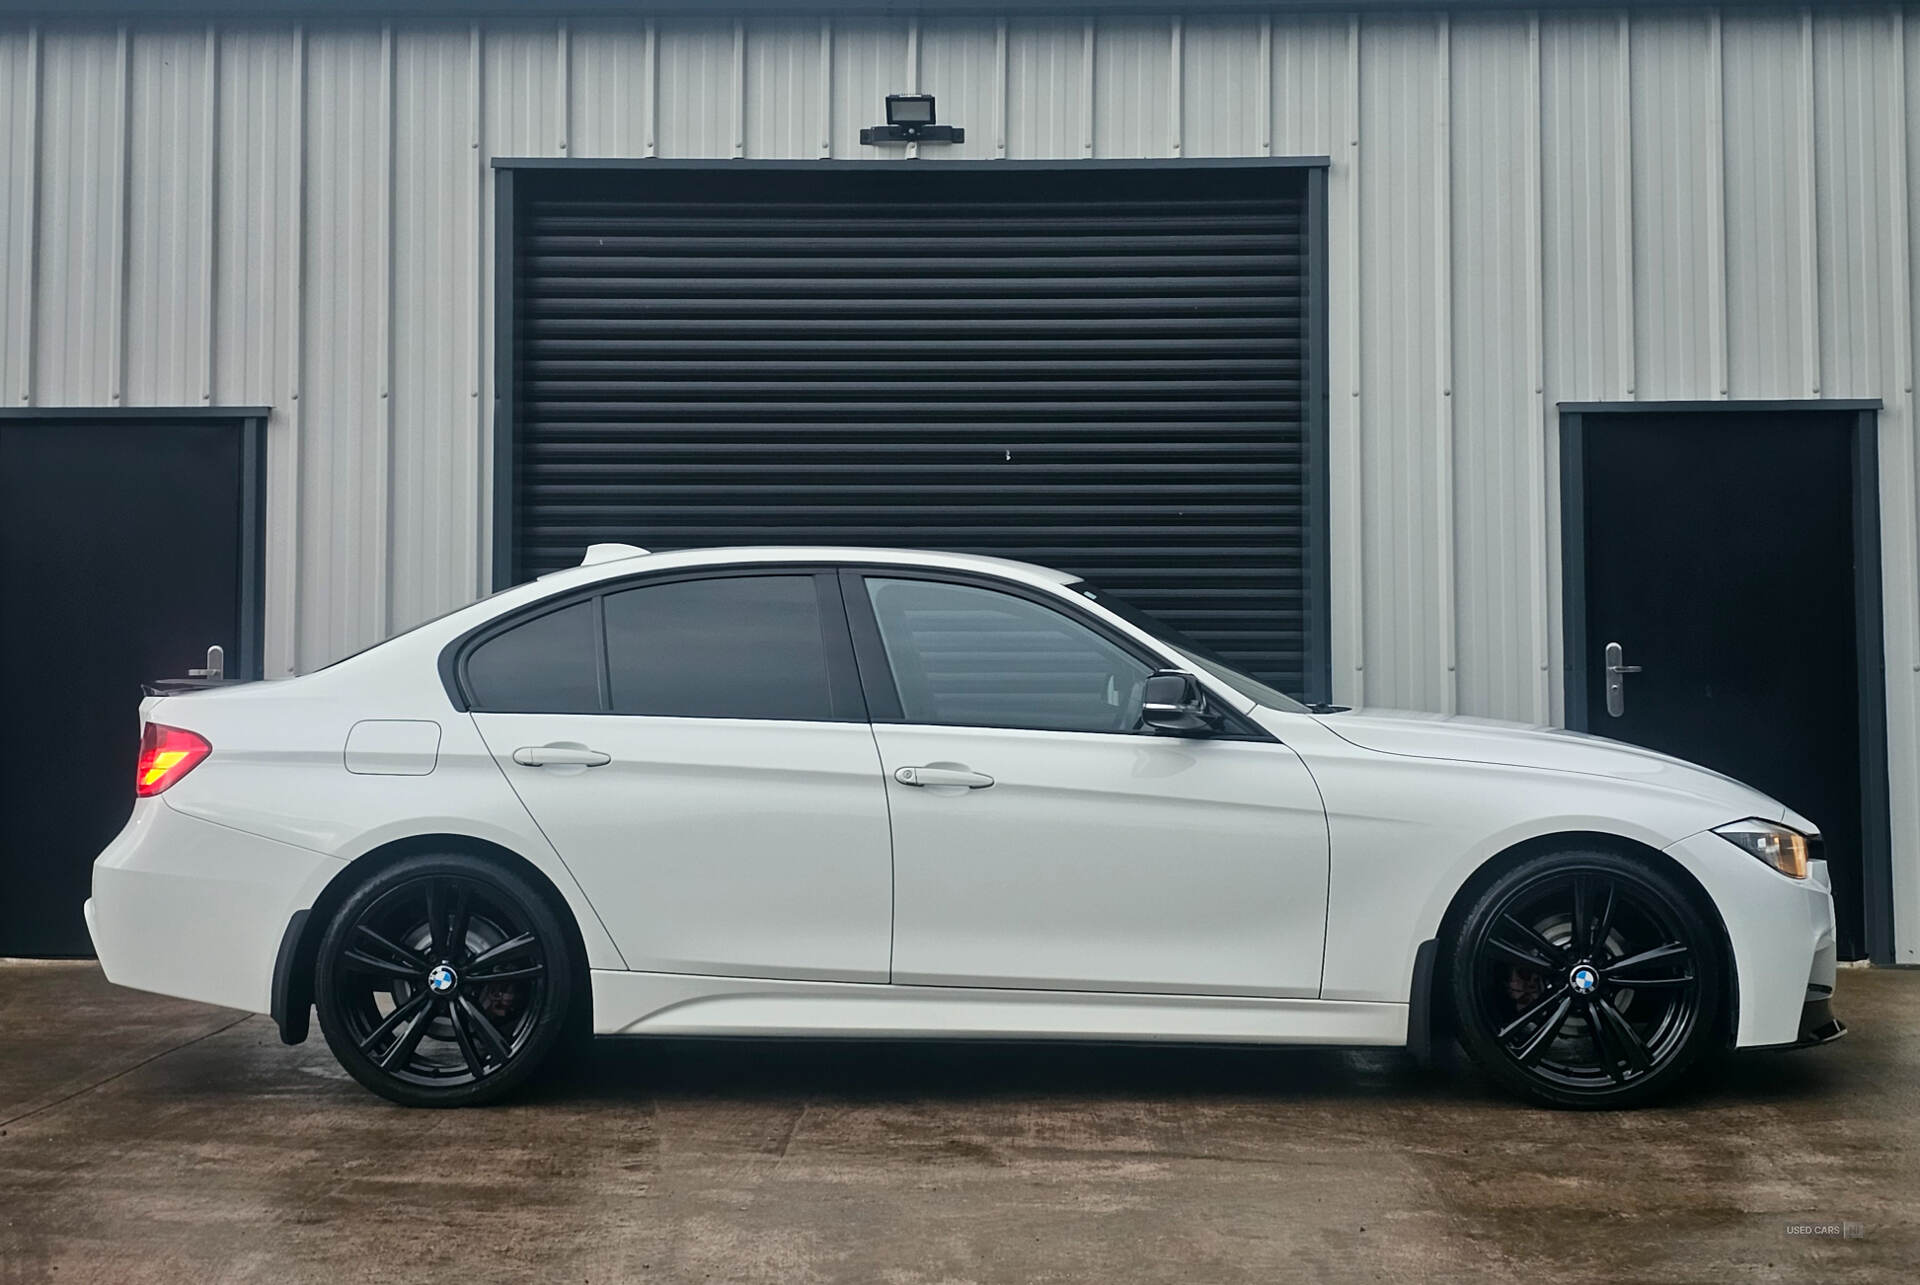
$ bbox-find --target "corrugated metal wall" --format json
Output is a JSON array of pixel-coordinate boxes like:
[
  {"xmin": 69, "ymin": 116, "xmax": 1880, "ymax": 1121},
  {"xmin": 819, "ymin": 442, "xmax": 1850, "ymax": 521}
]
[{"xmin": 0, "ymin": 5, "xmax": 1916, "ymax": 959}]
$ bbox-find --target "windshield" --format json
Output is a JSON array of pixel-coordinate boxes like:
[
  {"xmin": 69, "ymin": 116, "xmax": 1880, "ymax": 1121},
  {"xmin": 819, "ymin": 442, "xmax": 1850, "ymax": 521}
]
[{"xmin": 1067, "ymin": 582, "xmax": 1310, "ymax": 714}]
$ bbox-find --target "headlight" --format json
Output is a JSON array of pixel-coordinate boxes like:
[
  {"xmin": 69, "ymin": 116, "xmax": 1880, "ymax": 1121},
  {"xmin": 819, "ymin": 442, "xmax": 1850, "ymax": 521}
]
[{"xmin": 1713, "ymin": 819, "xmax": 1812, "ymax": 879}]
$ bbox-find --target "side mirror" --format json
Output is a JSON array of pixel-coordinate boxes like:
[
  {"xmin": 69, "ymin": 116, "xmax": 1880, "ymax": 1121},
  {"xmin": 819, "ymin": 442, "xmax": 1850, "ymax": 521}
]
[{"xmin": 1141, "ymin": 669, "xmax": 1220, "ymax": 735}]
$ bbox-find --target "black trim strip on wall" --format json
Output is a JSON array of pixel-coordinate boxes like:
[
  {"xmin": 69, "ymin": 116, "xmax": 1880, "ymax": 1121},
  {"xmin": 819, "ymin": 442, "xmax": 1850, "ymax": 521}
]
[
  {"xmin": 8, "ymin": 2, "xmax": 1811, "ymax": 18},
  {"xmin": 0, "ymin": 407, "xmax": 273, "ymax": 419},
  {"xmin": 492, "ymin": 165, "xmax": 519, "ymax": 596},
  {"xmin": 1850, "ymin": 408, "xmax": 1896, "ymax": 966},
  {"xmin": 1302, "ymin": 164, "xmax": 1332, "ymax": 705},
  {"xmin": 494, "ymin": 156, "xmax": 1334, "ymax": 171},
  {"xmin": 492, "ymin": 157, "xmax": 1334, "ymax": 704},
  {"xmin": 1557, "ymin": 399, "xmax": 1895, "ymax": 967},
  {"xmin": 0, "ymin": 406, "xmax": 270, "ymax": 681}
]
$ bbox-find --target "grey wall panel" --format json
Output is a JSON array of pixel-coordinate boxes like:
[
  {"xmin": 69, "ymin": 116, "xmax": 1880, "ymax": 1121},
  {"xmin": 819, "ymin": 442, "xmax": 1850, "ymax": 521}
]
[
  {"xmin": 212, "ymin": 28, "xmax": 298, "ymax": 410},
  {"xmin": 0, "ymin": 5, "xmax": 1916, "ymax": 958},
  {"xmin": 391, "ymin": 25, "xmax": 480, "ymax": 632},
  {"xmin": 1092, "ymin": 16, "xmax": 1172, "ymax": 158},
  {"xmin": 1006, "ymin": 17, "xmax": 1086, "ymax": 159},
  {"xmin": 1450, "ymin": 12, "xmax": 1545, "ymax": 725},
  {"xmin": 830, "ymin": 20, "xmax": 910, "ymax": 159},
  {"xmin": 1541, "ymin": 11, "xmax": 1632, "ymax": 408},
  {"xmin": 918, "ymin": 19, "xmax": 1003, "ymax": 160},
  {"xmin": 211, "ymin": 27, "xmax": 301, "ymax": 674},
  {"xmin": 658, "ymin": 19, "xmax": 736, "ymax": 160},
  {"xmin": 31, "ymin": 26, "xmax": 122, "ymax": 406},
  {"xmin": 569, "ymin": 23, "xmax": 654, "ymax": 160},
  {"xmin": 1628, "ymin": 9, "xmax": 1721, "ymax": 402},
  {"xmin": 1269, "ymin": 15, "xmax": 1343, "ymax": 159},
  {"xmin": 1901, "ymin": 8, "xmax": 1920, "ymax": 979},
  {"xmin": 1813, "ymin": 9, "xmax": 1904, "ymax": 401},
  {"xmin": 124, "ymin": 25, "xmax": 212, "ymax": 408},
  {"xmin": 1358, "ymin": 13, "xmax": 1446, "ymax": 712},
  {"xmin": 1321, "ymin": 15, "xmax": 1363, "ymax": 710},
  {"xmin": 1722, "ymin": 9, "xmax": 1817, "ymax": 401},
  {"xmin": 480, "ymin": 20, "xmax": 562, "ymax": 628},
  {"xmin": 1538, "ymin": 11, "xmax": 1630, "ymax": 736},
  {"xmin": 0, "ymin": 27, "xmax": 36, "ymax": 407},
  {"xmin": 484, "ymin": 23, "xmax": 560, "ymax": 163},
  {"xmin": 298, "ymin": 27, "xmax": 389, "ymax": 661},
  {"xmin": 1182, "ymin": 16, "xmax": 1261, "ymax": 158},
  {"xmin": 743, "ymin": 20, "xmax": 823, "ymax": 160}
]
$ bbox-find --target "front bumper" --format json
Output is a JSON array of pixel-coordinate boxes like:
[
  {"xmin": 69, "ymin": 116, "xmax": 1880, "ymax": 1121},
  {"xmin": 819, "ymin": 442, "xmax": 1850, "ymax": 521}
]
[
  {"xmin": 1794, "ymin": 992, "xmax": 1847, "ymax": 1046},
  {"xmin": 88, "ymin": 798, "xmax": 345, "ymax": 1015},
  {"xmin": 1663, "ymin": 832, "xmax": 1839, "ymax": 1048}
]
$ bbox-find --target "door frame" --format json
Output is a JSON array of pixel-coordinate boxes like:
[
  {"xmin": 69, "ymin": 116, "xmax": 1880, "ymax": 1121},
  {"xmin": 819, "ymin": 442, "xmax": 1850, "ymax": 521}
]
[
  {"xmin": 488, "ymin": 154, "xmax": 1335, "ymax": 705},
  {"xmin": 1556, "ymin": 399, "xmax": 1893, "ymax": 964},
  {"xmin": 0, "ymin": 406, "xmax": 271, "ymax": 682}
]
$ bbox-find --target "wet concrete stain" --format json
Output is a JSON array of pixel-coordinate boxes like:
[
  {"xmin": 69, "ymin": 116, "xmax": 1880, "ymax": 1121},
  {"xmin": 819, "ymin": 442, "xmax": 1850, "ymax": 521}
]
[{"xmin": 0, "ymin": 962, "xmax": 1914, "ymax": 1283}]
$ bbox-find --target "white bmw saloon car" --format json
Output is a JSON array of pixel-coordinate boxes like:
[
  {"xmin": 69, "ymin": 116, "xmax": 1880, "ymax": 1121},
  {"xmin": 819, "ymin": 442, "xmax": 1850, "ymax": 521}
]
[{"xmin": 88, "ymin": 544, "xmax": 1842, "ymax": 1109}]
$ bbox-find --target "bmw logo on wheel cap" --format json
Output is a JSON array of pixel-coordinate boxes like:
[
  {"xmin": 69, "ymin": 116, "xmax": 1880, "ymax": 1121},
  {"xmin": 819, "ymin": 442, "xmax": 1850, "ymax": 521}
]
[
  {"xmin": 1570, "ymin": 964, "xmax": 1598, "ymax": 995},
  {"xmin": 427, "ymin": 964, "xmax": 458, "ymax": 994}
]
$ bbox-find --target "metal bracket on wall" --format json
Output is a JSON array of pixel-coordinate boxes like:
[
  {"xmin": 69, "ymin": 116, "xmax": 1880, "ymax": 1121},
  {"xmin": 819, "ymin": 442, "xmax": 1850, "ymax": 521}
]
[{"xmin": 860, "ymin": 124, "xmax": 965, "ymax": 145}]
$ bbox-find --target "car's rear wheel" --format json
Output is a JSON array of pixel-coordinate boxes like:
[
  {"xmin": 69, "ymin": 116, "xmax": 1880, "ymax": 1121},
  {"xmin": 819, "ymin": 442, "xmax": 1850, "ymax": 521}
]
[
  {"xmin": 1450, "ymin": 849, "xmax": 1723, "ymax": 1109},
  {"xmin": 314, "ymin": 854, "xmax": 574, "ymax": 1107}
]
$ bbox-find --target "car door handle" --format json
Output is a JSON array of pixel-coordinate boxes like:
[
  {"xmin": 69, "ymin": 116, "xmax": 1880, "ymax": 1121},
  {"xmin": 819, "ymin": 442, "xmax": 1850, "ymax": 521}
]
[
  {"xmin": 894, "ymin": 765, "xmax": 994, "ymax": 789},
  {"xmin": 512, "ymin": 745, "xmax": 611, "ymax": 768}
]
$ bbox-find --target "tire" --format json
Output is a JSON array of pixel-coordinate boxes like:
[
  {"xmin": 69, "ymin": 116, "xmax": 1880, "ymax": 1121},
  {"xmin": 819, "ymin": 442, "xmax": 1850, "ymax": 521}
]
[
  {"xmin": 1449, "ymin": 849, "xmax": 1724, "ymax": 1109},
  {"xmin": 314, "ymin": 853, "xmax": 576, "ymax": 1107}
]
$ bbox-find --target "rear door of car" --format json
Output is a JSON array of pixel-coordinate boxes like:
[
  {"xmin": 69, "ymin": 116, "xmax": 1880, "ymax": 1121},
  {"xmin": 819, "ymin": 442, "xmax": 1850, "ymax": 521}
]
[{"xmin": 462, "ymin": 568, "xmax": 892, "ymax": 982}]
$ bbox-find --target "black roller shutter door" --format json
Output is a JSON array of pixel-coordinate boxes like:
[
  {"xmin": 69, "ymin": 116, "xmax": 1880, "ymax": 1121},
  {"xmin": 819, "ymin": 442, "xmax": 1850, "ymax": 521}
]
[{"xmin": 504, "ymin": 163, "xmax": 1328, "ymax": 698}]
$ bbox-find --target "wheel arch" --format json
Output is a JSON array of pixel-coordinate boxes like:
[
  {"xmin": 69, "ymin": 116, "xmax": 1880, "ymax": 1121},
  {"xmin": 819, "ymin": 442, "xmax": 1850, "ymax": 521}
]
[
  {"xmin": 272, "ymin": 832, "xmax": 594, "ymax": 1046},
  {"xmin": 1413, "ymin": 830, "xmax": 1739, "ymax": 1054}
]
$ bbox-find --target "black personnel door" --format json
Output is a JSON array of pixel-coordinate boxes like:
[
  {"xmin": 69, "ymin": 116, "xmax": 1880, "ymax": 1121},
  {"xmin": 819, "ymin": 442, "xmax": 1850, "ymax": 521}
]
[
  {"xmin": 0, "ymin": 412, "xmax": 264, "ymax": 957},
  {"xmin": 1566, "ymin": 406, "xmax": 1884, "ymax": 960}
]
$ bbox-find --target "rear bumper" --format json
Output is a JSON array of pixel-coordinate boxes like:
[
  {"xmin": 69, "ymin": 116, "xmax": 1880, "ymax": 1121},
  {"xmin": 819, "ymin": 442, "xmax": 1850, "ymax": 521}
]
[{"xmin": 87, "ymin": 799, "xmax": 345, "ymax": 1014}]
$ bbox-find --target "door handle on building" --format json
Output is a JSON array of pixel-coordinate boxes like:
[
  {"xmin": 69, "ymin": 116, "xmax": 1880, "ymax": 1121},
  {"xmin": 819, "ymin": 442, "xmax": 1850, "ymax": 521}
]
[
  {"xmin": 187, "ymin": 644, "xmax": 225, "ymax": 681},
  {"xmin": 1604, "ymin": 642, "xmax": 1642, "ymax": 718}
]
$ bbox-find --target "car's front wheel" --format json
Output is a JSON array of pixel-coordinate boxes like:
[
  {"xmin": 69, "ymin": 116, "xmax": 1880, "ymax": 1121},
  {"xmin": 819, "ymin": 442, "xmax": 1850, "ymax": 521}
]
[
  {"xmin": 314, "ymin": 854, "xmax": 575, "ymax": 1107},
  {"xmin": 1449, "ymin": 849, "xmax": 1724, "ymax": 1109}
]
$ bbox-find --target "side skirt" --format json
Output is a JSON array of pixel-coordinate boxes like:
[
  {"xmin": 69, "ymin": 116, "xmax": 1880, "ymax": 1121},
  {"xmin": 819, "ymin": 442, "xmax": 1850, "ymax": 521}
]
[{"xmin": 589, "ymin": 970, "xmax": 1409, "ymax": 1046}]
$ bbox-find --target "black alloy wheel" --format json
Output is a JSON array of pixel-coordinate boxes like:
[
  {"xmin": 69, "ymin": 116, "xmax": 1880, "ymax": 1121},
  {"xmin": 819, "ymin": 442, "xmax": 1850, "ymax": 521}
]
[
  {"xmin": 315, "ymin": 854, "xmax": 574, "ymax": 1107},
  {"xmin": 1450, "ymin": 850, "xmax": 1723, "ymax": 1108}
]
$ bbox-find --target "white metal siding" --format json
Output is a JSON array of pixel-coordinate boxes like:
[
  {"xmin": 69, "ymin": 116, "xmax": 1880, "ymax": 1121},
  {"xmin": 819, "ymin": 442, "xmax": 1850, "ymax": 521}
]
[{"xmin": 0, "ymin": 6, "xmax": 1917, "ymax": 959}]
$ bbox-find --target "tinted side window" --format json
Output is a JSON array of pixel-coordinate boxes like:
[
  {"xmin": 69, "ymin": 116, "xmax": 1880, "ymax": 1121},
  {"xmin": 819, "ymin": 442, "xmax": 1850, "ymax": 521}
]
[
  {"xmin": 465, "ymin": 601, "xmax": 601, "ymax": 713},
  {"xmin": 864, "ymin": 577, "xmax": 1153, "ymax": 733},
  {"xmin": 603, "ymin": 576, "xmax": 834, "ymax": 720}
]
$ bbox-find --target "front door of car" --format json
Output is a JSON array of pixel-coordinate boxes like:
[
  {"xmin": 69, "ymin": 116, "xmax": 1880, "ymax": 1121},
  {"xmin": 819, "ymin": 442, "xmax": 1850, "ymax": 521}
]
[
  {"xmin": 465, "ymin": 571, "xmax": 892, "ymax": 982},
  {"xmin": 846, "ymin": 572, "xmax": 1330, "ymax": 998}
]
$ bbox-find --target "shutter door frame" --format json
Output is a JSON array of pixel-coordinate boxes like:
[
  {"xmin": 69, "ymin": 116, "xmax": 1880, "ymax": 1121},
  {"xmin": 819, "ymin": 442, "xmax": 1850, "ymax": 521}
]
[{"xmin": 492, "ymin": 157, "xmax": 1331, "ymax": 703}]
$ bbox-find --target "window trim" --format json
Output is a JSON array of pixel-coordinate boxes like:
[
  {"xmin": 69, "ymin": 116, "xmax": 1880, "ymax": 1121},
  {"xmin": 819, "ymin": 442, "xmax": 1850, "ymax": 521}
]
[
  {"xmin": 441, "ymin": 565, "xmax": 868, "ymax": 723},
  {"xmin": 836, "ymin": 566, "xmax": 1275, "ymax": 742}
]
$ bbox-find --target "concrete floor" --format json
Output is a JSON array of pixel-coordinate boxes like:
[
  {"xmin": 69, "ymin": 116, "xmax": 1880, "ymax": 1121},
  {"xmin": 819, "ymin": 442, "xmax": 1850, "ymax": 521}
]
[{"xmin": 0, "ymin": 964, "xmax": 1914, "ymax": 1284}]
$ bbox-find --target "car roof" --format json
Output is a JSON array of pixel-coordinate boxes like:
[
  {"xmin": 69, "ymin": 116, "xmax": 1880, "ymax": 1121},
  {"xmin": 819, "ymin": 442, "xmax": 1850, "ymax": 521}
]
[
  {"xmin": 546, "ymin": 545, "xmax": 1083, "ymax": 590},
  {"xmin": 300, "ymin": 546, "xmax": 1097, "ymax": 682}
]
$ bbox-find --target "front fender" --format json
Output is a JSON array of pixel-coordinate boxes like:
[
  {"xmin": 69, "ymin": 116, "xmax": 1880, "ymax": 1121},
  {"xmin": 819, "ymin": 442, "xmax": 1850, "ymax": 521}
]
[{"xmin": 1279, "ymin": 715, "xmax": 1753, "ymax": 1003}]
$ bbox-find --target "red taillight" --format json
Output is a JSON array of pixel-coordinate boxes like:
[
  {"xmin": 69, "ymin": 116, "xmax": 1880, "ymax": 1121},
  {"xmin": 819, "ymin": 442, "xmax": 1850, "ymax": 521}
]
[{"xmin": 135, "ymin": 723, "xmax": 211, "ymax": 797}]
